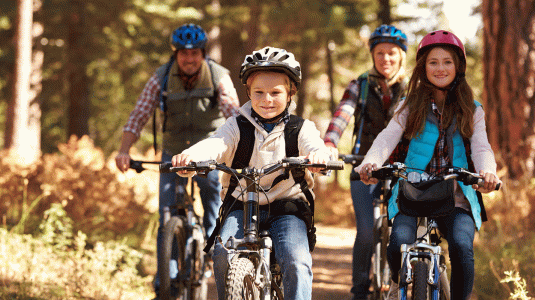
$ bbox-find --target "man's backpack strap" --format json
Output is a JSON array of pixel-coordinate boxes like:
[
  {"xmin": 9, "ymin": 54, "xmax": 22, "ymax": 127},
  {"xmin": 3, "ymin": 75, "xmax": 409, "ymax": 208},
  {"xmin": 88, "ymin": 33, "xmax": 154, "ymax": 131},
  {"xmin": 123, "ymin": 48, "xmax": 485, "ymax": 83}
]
[
  {"xmin": 152, "ymin": 55, "xmax": 175, "ymax": 152},
  {"xmin": 352, "ymin": 72, "xmax": 369, "ymax": 154}
]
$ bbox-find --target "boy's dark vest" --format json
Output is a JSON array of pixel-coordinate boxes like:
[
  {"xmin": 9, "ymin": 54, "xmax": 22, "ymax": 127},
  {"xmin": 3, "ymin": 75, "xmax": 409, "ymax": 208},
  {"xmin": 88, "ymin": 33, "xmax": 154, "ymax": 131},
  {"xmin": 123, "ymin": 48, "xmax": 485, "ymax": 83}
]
[
  {"xmin": 204, "ymin": 114, "xmax": 319, "ymax": 252},
  {"xmin": 154, "ymin": 58, "xmax": 228, "ymax": 154}
]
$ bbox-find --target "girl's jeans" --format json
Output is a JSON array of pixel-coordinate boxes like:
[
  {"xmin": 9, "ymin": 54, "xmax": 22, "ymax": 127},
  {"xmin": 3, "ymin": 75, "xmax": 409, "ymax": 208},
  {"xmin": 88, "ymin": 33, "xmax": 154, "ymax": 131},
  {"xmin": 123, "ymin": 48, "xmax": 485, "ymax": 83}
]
[
  {"xmin": 350, "ymin": 178, "xmax": 381, "ymax": 299},
  {"xmin": 387, "ymin": 208, "xmax": 475, "ymax": 300},
  {"xmin": 213, "ymin": 209, "xmax": 312, "ymax": 300}
]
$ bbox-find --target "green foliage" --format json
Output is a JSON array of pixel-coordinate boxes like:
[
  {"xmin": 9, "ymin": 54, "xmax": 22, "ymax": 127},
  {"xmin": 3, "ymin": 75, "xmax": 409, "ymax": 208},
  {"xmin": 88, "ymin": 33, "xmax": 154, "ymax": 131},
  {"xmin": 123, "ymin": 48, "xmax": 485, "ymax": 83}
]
[
  {"xmin": 0, "ymin": 225, "xmax": 152, "ymax": 299},
  {"xmin": 38, "ymin": 203, "xmax": 74, "ymax": 250}
]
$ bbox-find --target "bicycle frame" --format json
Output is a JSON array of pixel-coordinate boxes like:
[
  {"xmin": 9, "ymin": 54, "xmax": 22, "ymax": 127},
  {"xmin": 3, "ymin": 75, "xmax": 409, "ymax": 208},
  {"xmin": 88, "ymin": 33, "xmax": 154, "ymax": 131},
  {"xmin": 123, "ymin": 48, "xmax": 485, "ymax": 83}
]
[{"xmin": 223, "ymin": 167, "xmax": 280, "ymax": 300}]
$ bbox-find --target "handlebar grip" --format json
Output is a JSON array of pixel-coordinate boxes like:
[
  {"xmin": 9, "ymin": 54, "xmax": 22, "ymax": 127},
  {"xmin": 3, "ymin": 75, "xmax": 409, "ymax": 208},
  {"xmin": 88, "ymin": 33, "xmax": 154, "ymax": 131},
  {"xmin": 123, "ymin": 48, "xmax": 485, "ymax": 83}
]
[
  {"xmin": 350, "ymin": 172, "xmax": 361, "ymax": 181},
  {"xmin": 476, "ymin": 179, "xmax": 501, "ymax": 191},
  {"xmin": 159, "ymin": 162, "xmax": 173, "ymax": 173},
  {"xmin": 327, "ymin": 161, "xmax": 344, "ymax": 170}
]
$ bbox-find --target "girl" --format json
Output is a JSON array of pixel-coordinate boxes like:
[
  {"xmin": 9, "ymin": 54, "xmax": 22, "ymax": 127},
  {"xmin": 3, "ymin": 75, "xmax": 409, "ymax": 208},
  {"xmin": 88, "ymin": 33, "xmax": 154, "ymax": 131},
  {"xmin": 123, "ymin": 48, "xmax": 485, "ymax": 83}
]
[{"xmin": 356, "ymin": 30, "xmax": 501, "ymax": 300}]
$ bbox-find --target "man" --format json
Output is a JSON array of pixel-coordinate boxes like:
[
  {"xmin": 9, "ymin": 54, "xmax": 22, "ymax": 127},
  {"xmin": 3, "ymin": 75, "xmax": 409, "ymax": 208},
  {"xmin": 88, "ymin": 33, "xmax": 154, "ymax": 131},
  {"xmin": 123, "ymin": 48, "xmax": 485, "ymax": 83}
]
[{"xmin": 114, "ymin": 23, "xmax": 239, "ymax": 298}]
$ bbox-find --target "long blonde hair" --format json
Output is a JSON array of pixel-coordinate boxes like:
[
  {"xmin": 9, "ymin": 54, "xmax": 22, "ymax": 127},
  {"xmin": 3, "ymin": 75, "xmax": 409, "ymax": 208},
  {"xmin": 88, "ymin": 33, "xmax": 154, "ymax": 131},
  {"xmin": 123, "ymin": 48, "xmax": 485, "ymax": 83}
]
[{"xmin": 398, "ymin": 45, "xmax": 475, "ymax": 139}]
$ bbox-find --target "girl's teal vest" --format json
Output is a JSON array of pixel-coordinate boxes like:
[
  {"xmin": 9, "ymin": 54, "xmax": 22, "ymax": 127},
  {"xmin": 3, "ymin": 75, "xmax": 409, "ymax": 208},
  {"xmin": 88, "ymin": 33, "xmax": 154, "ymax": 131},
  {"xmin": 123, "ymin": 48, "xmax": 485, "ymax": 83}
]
[{"xmin": 388, "ymin": 101, "xmax": 484, "ymax": 229}]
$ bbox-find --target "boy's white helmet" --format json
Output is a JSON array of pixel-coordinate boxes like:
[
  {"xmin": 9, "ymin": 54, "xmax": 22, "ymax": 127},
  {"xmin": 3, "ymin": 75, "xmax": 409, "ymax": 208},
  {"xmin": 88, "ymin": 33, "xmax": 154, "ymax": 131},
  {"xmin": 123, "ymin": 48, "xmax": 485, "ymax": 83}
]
[{"xmin": 239, "ymin": 46, "xmax": 301, "ymax": 89}]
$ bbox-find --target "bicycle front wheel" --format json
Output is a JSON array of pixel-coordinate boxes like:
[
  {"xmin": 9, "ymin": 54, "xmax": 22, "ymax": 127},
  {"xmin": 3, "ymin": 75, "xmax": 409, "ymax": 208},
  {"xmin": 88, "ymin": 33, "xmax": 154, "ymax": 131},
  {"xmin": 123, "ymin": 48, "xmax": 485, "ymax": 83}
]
[
  {"xmin": 371, "ymin": 215, "xmax": 390, "ymax": 300},
  {"xmin": 412, "ymin": 260, "xmax": 428, "ymax": 300},
  {"xmin": 187, "ymin": 223, "xmax": 208, "ymax": 300},
  {"xmin": 225, "ymin": 256, "xmax": 260, "ymax": 300},
  {"xmin": 159, "ymin": 216, "xmax": 187, "ymax": 300}
]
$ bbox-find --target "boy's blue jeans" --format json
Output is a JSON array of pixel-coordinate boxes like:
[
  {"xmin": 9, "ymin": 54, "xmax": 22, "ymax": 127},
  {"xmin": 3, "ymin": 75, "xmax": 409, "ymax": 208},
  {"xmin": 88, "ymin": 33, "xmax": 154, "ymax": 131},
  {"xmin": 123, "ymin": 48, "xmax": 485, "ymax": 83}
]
[
  {"xmin": 387, "ymin": 208, "xmax": 475, "ymax": 300},
  {"xmin": 213, "ymin": 209, "xmax": 312, "ymax": 300},
  {"xmin": 349, "ymin": 179, "xmax": 381, "ymax": 299},
  {"xmin": 154, "ymin": 152, "xmax": 222, "ymax": 294}
]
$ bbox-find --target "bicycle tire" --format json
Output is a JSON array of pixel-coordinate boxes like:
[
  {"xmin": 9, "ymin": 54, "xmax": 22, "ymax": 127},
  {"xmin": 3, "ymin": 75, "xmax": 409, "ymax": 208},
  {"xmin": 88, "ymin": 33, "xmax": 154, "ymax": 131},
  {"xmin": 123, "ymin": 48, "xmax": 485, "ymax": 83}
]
[
  {"xmin": 412, "ymin": 260, "xmax": 428, "ymax": 300},
  {"xmin": 188, "ymin": 223, "xmax": 208, "ymax": 300},
  {"xmin": 225, "ymin": 256, "xmax": 260, "ymax": 300},
  {"xmin": 371, "ymin": 215, "xmax": 390, "ymax": 300},
  {"xmin": 159, "ymin": 216, "xmax": 187, "ymax": 300}
]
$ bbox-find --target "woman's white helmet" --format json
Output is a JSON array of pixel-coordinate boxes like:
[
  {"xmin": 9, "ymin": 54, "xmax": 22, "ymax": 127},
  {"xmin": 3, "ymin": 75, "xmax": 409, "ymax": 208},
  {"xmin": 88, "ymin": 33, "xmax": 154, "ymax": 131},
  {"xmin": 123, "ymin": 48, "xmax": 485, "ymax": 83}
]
[{"xmin": 239, "ymin": 46, "xmax": 301, "ymax": 89}]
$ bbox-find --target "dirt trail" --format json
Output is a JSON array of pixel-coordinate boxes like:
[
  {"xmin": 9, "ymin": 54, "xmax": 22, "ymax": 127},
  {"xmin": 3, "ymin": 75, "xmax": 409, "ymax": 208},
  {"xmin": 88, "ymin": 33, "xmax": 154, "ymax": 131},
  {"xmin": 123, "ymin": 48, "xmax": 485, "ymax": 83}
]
[{"xmin": 206, "ymin": 224, "xmax": 356, "ymax": 299}]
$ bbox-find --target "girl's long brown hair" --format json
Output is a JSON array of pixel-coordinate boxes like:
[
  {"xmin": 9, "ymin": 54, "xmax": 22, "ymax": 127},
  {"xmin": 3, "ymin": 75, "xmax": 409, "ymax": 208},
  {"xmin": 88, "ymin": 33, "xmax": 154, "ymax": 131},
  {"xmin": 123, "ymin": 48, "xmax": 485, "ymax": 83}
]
[{"xmin": 397, "ymin": 45, "xmax": 475, "ymax": 139}]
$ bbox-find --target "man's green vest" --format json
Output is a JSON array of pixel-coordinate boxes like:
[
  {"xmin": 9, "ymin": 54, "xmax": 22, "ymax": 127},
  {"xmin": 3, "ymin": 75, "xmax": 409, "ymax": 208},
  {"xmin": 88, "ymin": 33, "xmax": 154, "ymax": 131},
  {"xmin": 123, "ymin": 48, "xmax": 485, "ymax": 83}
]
[{"xmin": 156, "ymin": 59, "xmax": 228, "ymax": 154}]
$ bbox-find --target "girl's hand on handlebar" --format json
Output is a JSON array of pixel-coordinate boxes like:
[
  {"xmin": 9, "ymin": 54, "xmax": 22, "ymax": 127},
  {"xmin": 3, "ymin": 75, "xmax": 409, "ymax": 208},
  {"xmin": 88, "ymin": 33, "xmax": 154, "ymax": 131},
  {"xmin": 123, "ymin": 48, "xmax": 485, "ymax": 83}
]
[
  {"xmin": 172, "ymin": 153, "xmax": 193, "ymax": 175},
  {"xmin": 305, "ymin": 151, "xmax": 331, "ymax": 173},
  {"xmin": 356, "ymin": 163, "xmax": 379, "ymax": 185},
  {"xmin": 474, "ymin": 171, "xmax": 501, "ymax": 193}
]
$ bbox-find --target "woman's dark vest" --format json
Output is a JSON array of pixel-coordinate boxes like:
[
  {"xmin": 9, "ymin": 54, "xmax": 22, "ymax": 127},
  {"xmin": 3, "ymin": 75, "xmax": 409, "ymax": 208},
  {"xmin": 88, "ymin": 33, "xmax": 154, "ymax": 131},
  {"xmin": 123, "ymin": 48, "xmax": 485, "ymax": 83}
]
[{"xmin": 353, "ymin": 73, "xmax": 406, "ymax": 155}]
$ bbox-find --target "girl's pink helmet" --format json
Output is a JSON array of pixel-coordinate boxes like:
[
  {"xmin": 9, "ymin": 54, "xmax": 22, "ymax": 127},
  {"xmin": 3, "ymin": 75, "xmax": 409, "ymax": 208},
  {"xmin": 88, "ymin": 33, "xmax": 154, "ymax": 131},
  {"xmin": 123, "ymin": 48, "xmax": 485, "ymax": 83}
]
[{"xmin": 416, "ymin": 30, "xmax": 466, "ymax": 63}]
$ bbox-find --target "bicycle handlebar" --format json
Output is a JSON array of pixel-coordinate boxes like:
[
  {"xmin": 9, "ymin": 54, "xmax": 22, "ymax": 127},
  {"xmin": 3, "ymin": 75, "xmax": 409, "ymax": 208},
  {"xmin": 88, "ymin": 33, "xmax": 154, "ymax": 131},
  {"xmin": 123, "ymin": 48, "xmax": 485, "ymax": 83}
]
[
  {"xmin": 129, "ymin": 160, "xmax": 162, "ymax": 173},
  {"xmin": 338, "ymin": 154, "xmax": 365, "ymax": 165},
  {"xmin": 159, "ymin": 158, "xmax": 344, "ymax": 176},
  {"xmin": 351, "ymin": 162, "xmax": 501, "ymax": 191}
]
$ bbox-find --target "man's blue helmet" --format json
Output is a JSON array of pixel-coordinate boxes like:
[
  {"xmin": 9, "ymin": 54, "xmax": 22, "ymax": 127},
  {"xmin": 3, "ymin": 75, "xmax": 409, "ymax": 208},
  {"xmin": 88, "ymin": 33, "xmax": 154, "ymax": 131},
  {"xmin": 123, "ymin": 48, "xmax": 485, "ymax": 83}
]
[
  {"xmin": 170, "ymin": 24, "xmax": 207, "ymax": 51},
  {"xmin": 369, "ymin": 24, "xmax": 407, "ymax": 52}
]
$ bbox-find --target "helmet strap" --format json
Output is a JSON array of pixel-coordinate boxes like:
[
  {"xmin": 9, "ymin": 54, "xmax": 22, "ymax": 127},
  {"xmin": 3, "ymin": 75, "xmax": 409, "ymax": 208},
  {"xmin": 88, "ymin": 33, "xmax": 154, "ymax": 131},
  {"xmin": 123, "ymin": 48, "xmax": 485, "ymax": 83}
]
[{"xmin": 251, "ymin": 99, "xmax": 291, "ymax": 124}]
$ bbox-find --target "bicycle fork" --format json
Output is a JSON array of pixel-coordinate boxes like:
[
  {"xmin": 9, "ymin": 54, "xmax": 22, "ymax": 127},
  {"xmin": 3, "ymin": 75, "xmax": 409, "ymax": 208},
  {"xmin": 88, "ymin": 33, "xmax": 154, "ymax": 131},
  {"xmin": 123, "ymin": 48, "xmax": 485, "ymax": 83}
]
[
  {"xmin": 224, "ymin": 171, "xmax": 274, "ymax": 300},
  {"xmin": 399, "ymin": 242, "xmax": 443, "ymax": 300}
]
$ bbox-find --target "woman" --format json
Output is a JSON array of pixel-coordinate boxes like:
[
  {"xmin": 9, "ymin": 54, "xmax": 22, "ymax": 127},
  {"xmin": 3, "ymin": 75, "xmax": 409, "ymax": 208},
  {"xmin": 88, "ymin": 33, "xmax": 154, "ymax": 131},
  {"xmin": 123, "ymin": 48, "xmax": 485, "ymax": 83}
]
[
  {"xmin": 357, "ymin": 30, "xmax": 501, "ymax": 300},
  {"xmin": 323, "ymin": 24, "xmax": 408, "ymax": 300}
]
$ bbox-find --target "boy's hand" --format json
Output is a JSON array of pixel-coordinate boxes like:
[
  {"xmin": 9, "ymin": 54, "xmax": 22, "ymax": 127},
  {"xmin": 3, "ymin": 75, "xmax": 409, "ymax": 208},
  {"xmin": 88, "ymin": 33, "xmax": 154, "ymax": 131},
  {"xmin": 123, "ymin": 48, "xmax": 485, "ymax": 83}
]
[
  {"xmin": 172, "ymin": 153, "xmax": 192, "ymax": 175},
  {"xmin": 305, "ymin": 151, "xmax": 330, "ymax": 173}
]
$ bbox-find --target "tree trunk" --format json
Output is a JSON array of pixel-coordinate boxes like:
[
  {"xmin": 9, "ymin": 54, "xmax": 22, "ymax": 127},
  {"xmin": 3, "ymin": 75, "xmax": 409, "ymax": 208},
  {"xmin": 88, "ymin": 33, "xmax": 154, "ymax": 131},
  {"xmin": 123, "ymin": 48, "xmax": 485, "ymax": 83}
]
[
  {"xmin": 67, "ymin": 0, "xmax": 90, "ymax": 139},
  {"xmin": 482, "ymin": 0, "xmax": 535, "ymax": 179},
  {"xmin": 377, "ymin": 0, "xmax": 391, "ymax": 24},
  {"xmin": 296, "ymin": 43, "xmax": 310, "ymax": 118},
  {"xmin": 7, "ymin": 0, "xmax": 41, "ymax": 165}
]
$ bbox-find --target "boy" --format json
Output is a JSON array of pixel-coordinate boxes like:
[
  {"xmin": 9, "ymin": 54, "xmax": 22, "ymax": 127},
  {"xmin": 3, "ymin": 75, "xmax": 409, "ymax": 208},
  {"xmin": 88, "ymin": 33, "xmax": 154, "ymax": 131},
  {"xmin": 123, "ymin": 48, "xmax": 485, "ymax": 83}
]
[{"xmin": 172, "ymin": 46, "xmax": 332, "ymax": 300}]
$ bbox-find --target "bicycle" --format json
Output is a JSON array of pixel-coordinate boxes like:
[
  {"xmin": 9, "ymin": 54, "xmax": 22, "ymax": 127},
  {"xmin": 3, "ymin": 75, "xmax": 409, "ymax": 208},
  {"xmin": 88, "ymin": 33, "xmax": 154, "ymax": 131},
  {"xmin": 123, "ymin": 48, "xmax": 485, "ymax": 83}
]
[
  {"xmin": 339, "ymin": 154, "xmax": 392, "ymax": 300},
  {"xmin": 161, "ymin": 157, "xmax": 344, "ymax": 300},
  {"xmin": 353, "ymin": 162, "xmax": 500, "ymax": 300},
  {"xmin": 130, "ymin": 160, "xmax": 210, "ymax": 300}
]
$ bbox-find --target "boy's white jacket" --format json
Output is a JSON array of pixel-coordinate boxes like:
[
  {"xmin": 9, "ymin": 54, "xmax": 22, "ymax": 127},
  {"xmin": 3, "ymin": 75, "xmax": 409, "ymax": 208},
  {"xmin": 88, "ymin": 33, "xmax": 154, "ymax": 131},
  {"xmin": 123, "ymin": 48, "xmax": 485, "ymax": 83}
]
[{"xmin": 181, "ymin": 101, "xmax": 332, "ymax": 205}]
